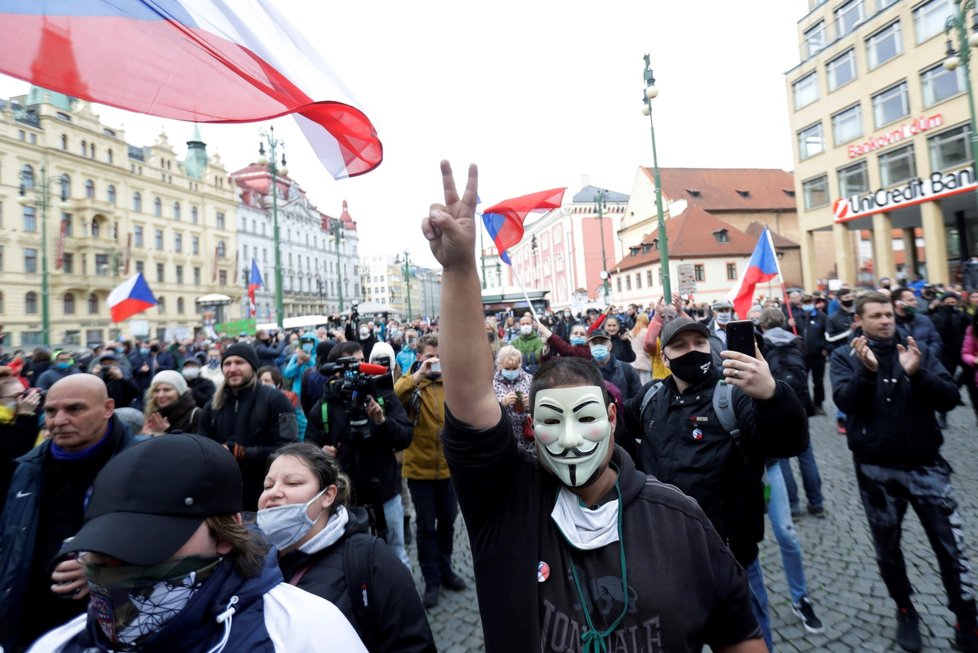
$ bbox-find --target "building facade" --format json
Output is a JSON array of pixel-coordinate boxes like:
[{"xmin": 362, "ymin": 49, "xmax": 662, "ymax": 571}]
[
  {"xmin": 787, "ymin": 0, "xmax": 977, "ymax": 287},
  {"xmin": 0, "ymin": 89, "xmax": 238, "ymax": 348},
  {"xmin": 360, "ymin": 253, "xmax": 441, "ymax": 321}
]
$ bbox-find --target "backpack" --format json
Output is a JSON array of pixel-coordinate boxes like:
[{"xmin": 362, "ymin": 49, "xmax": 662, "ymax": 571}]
[
  {"xmin": 343, "ymin": 534, "xmax": 378, "ymax": 638},
  {"xmin": 764, "ymin": 344, "xmax": 814, "ymax": 416},
  {"xmin": 640, "ymin": 379, "xmax": 746, "ymax": 462}
]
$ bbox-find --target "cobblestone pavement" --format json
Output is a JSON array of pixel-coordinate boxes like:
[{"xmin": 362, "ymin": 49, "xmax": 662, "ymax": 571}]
[{"xmin": 404, "ymin": 395, "xmax": 978, "ymax": 652}]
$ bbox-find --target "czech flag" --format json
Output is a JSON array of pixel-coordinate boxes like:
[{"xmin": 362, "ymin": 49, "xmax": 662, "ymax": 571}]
[
  {"xmin": 482, "ymin": 188, "xmax": 565, "ymax": 264},
  {"xmin": 107, "ymin": 272, "xmax": 158, "ymax": 323},
  {"xmin": 727, "ymin": 227, "xmax": 782, "ymax": 320},
  {"xmin": 0, "ymin": 1, "xmax": 382, "ymax": 180},
  {"xmin": 248, "ymin": 258, "xmax": 264, "ymax": 318}
]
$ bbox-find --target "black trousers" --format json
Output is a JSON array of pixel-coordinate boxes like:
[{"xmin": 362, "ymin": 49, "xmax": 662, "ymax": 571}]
[
  {"xmin": 407, "ymin": 478, "xmax": 459, "ymax": 586},
  {"xmin": 856, "ymin": 459, "xmax": 977, "ymax": 623},
  {"xmin": 804, "ymin": 353, "xmax": 826, "ymax": 407}
]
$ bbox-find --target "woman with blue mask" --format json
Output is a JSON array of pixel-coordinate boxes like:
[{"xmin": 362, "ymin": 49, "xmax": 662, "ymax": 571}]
[
  {"xmin": 258, "ymin": 443, "xmax": 434, "ymax": 653},
  {"xmin": 491, "ymin": 346, "xmax": 534, "ymax": 453}
]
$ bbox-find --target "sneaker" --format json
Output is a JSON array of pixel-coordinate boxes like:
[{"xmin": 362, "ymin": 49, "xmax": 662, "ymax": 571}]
[
  {"xmin": 836, "ymin": 419, "xmax": 847, "ymax": 435},
  {"xmin": 423, "ymin": 585, "xmax": 439, "ymax": 609},
  {"xmin": 808, "ymin": 505, "xmax": 827, "ymax": 519},
  {"xmin": 955, "ymin": 623, "xmax": 978, "ymax": 652},
  {"xmin": 790, "ymin": 505, "xmax": 803, "ymax": 518},
  {"xmin": 792, "ymin": 596, "xmax": 824, "ymax": 634},
  {"xmin": 896, "ymin": 608, "xmax": 922, "ymax": 652},
  {"xmin": 441, "ymin": 569, "xmax": 467, "ymax": 592}
]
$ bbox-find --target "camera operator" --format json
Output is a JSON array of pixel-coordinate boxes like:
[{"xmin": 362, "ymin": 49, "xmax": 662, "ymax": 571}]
[
  {"xmin": 345, "ymin": 301, "xmax": 380, "ymax": 360},
  {"xmin": 88, "ymin": 353, "xmax": 140, "ymax": 409},
  {"xmin": 305, "ymin": 341, "xmax": 414, "ymax": 568}
]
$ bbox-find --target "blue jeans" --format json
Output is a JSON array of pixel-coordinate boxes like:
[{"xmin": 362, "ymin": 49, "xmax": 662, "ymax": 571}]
[
  {"xmin": 383, "ymin": 493, "xmax": 411, "ymax": 570},
  {"xmin": 746, "ymin": 557, "xmax": 773, "ymax": 652},
  {"xmin": 767, "ymin": 462, "xmax": 809, "ymax": 605},
  {"xmin": 780, "ymin": 439, "xmax": 824, "ymax": 511}
]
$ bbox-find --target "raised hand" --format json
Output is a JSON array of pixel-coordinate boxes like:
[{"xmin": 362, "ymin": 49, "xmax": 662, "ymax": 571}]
[
  {"xmin": 897, "ymin": 336, "xmax": 921, "ymax": 376},
  {"xmin": 422, "ymin": 160, "xmax": 479, "ymax": 269},
  {"xmin": 851, "ymin": 336, "xmax": 878, "ymax": 373},
  {"xmin": 721, "ymin": 345, "xmax": 776, "ymax": 400}
]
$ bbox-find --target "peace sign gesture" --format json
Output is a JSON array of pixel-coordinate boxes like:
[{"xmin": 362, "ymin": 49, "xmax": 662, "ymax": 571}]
[{"xmin": 422, "ymin": 160, "xmax": 479, "ymax": 269}]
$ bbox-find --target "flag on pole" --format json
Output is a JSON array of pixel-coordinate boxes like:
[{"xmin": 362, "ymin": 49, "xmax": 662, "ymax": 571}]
[
  {"xmin": 248, "ymin": 259, "xmax": 264, "ymax": 318},
  {"xmin": 482, "ymin": 188, "xmax": 565, "ymax": 264},
  {"xmin": 0, "ymin": 1, "xmax": 382, "ymax": 179},
  {"xmin": 727, "ymin": 227, "xmax": 782, "ymax": 319},
  {"xmin": 107, "ymin": 272, "xmax": 157, "ymax": 322}
]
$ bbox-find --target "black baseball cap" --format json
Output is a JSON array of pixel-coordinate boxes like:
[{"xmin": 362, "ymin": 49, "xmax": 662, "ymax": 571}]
[
  {"xmin": 62, "ymin": 433, "xmax": 243, "ymax": 565},
  {"xmin": 660, "ymin": 316, "xmax": 710, "ymax": 348},
  {"xmin": 588, "ymin": 329, "xmax": 612, "ymax": 343}
]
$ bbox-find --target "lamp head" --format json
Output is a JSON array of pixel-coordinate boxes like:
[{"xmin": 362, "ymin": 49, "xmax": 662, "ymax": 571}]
[
  {"xmin": 944, "ymin": 54, "xmax": 961, "ymax": 70},
  {"xmin": 642, "ymin": 104, "xmax": 651, "ymax": 116},
  {"xmin": 645, "ymin": 85, "xmax": 659, "ymax": 99}
]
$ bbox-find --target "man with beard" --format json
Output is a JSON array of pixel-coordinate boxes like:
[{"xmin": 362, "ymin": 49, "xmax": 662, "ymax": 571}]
[
  {"xmin": 423, "ymin": 160, "xmax": 765, "ymax": 653},
  {"xmin": 624, "ymin": 316, "xmax": 808, "ymax": 651}
]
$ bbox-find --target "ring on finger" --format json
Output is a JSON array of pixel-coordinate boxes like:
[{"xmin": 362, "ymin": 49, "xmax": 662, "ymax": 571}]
[{"xmin": 733, "ymin": 369, "xmax": 740, "ymax": 379}]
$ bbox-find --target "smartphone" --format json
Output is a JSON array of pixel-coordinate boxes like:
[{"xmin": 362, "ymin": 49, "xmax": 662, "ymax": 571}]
[
  {"xmin": 430, "ymin": 359, "xmax": 441, "ymax": 373},
  {"xmin": 725, "ymin": 320, "xmax": 756, "ymax": 358}
]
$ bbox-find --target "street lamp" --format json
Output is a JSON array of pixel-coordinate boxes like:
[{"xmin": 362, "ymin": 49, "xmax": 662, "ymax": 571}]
[
  {"xmin": 329, "ymin": 219, "xmax": 345, "ymax": 312},
  {"xmin": 258, "ymin": 126, "xmax": 288, "ymax": 329},
  {"xmin": 402, "ymin": 250, "xmax": 412, "ymax": 320},
  {"xmin": 944, "ymin": 1, "xmax": 978, "ymax": 227},
  {"xmin": 19, "ymin": 166, "xmax": 65, "ymax": 346},
  {"xmin": 595, "ymin": 189, "xmax": 610, "ymax": 304},
  {"xmin": 642, "ymin": 53, "xmax": 672, "ymax": 300}
]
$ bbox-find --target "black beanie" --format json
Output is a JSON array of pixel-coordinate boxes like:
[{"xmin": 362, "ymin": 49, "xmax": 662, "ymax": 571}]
[
  {"xmin": 221, "ymin": 343, "xmax": 259, "ymax": 371},
  {"xmin": 315, "ymin": 340, "xmax": 334, "ymax": 362}
]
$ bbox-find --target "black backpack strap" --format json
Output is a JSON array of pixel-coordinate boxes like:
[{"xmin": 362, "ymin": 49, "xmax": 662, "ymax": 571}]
[
  {"xmin": 343, "ymin": 534, "xmax": 378, "ymax": 634},
  {"xmin": 713, "ymin": 380, "xmax": 747, "ymax": 464}
]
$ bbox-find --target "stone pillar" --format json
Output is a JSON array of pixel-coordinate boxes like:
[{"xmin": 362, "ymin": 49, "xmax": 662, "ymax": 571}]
[
  {"xmin": 901, "ymin": 227, "xmax": 917, "ymax": 280},
  {"xmin": 800, "ymin": 229, "xmax": 817, "ymax": 290},
  {"xmin": 832, "ymin": 222, "xmax": 857, "ymax": 287},
  {"xmin": 920, "ymin": 200, "xmax": 948, "ymax": 284},
  {"xmin": 872, "ymin": 212, "xmax": 897, "ymax": 284}
]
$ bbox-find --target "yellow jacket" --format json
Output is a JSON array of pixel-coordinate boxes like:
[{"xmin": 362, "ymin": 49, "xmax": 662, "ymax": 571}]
[{"xmin": 395, "ymin": 373, "xmax": 450, "ymax": 480}]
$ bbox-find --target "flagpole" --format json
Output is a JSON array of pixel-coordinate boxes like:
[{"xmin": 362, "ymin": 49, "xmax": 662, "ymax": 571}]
[
  {"xmin": 508, "ymin": 264, "xmax": 540, "ymax": 323},
  {"xmin": 765, "ymin": 228, "xmax": 798, "ymax": 336}
]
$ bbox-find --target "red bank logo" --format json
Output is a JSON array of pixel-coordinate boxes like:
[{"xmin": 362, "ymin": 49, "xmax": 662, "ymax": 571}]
[{"xmin": 833, "ymin": 168, "xmax": 976, "ymax": 223}]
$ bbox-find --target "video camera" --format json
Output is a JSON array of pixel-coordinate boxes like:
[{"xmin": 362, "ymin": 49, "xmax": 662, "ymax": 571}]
[{"xmin": 319, "ymin": 357, "xmax": 393, "ymax": 440}]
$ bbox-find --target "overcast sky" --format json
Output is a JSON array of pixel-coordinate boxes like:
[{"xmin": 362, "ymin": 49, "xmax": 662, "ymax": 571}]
[{"xmin": 0, "ymin": 0, "xmax": 812, "ymax": 268}]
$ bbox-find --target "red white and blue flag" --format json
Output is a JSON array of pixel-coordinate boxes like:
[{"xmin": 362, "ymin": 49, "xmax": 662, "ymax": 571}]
[
  {"xmin": 482, "ymin": 188, "xmax": 565, "ymax": 264},
  {"xmin": 0, "ymin": 0, "xmax": 382, "ymax": 179},
  {"xmin": 727, "ymin": 227, "xmax": 782, "ymax": 320},
  {"xmin": 248, "ymin": 258, "xmax": 264, "ymax": 318},
  {"xmin": 107, "ymin": 272, "xmax": 157, "ymax": 323}
]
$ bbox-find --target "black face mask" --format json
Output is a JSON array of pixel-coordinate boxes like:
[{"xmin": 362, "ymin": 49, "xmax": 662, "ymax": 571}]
[
  {"xmin": 840, "ymin": 299, "xmax": 854, "ymax": 308},
  {"xmin": 665, "ymin": 350, "xmax": 714, "ymax": 384}
]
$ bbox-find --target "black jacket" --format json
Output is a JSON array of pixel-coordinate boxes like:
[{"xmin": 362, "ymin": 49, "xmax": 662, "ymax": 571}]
[
  {"xmin": 795, "ymin": 308, "xmax": 828, "ymax": 356},
  {"xmin": 187, "ymin": 375, "xmax": 216, "ymax": 409},
  {"xmin": 104, "ymin": 375, "xmax": 140, "ymax": 409},
  {"xmin": 830, "ymin": 328, "xmax": 959, "ymax": 467},
  {"xmin": 0, "ymin": 413, "xmax": 38, "ymax": 513},
  {"xmin": 279, "ymin": 507, "xmax": 435, "ymax": 653},
  {"xmin": 305, "ymin": 385, "xmax": 412, "ymax": 506},
  {"xmin": 199, "ymin": 381, "xmax": 298, "ymax": 510},
  {"xmin": 623, "ymin": 372, "xmax": 808, "ymax": 566},
  {"xmin": 158, "ymin": 391, "xmax": 202, "ymax": 433},
  {"xmin": 254, "ymin": 339, "xmax": 287, "ymax": 369},
  {"xmin": 595, "ymin": 354, "xmax": 641, "ymax": 401},
  {"xmin": 825, "ymin": 308, "xmax": 855, "ymax": 351},
  {"xmin": 609, "ymin": 334, "xmax": 636, "ymax": 363}
]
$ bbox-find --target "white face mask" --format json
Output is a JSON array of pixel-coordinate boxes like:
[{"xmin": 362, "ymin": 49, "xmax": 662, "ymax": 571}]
[
  {"xmin": 520, "ymin": 324, "xmax": 533, "ymax": 335},
  {"xmin": 358, "ymin": 328, "xmax": 371, "ymax": 339},
  {"xmin": 181, "ymin": 367, "xmax": 200, "ymax": 380},
  {"xmin": 256, "ymin": 488, "xmax": 327, "ymax": 551},
  {"xmin": 533, "ymin": 386, "xmax": 612, "ymax": 487},
  {"xmin": 715, "ymin": 311, "xmax": 732, "ymax": 325}
]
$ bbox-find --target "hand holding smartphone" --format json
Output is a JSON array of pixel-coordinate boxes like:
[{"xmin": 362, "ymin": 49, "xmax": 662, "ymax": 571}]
[{"xmin": 725, "ymin": 320, "xmax": 756, "ymax": 358}]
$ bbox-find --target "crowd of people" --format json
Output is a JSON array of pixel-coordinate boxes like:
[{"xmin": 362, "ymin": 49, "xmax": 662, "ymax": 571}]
[{"xmin": 2, "ymin": 165, "xmax": 978, "ymax": 651}]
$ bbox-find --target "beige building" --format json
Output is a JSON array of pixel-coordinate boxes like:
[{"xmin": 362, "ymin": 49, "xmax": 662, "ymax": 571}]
[
  {"xmin": 787, "ymin": 0, "xmax": 977, "ymax": 287},
  {"xmin": 0, "ymin": 88, "xmax": 238, "ymax": 348}
]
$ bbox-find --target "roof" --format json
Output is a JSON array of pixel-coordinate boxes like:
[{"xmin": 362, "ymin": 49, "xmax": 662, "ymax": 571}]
[
  {"xmin": 744, "ymin": 221, "xmax": 799, "ymax": 249},
  {"xmin": 571, "ymin": 185, "xmax": 629, "ymax": 203},
  {"xmin": 614, "ymin": 205, "xmax": 758, "ymax": 272},
  {"xmin": 642, "ymin": 167, "xmax": 796, "ymax": 212}
]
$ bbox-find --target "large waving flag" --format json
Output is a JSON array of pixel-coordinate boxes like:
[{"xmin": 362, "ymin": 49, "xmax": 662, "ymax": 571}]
[
  {"xmin": 108, "ymin": 272, "xmax": 158, "ymax": 323},
  {"xmin": 727, "ymin": 227, "xmax": 782, "ymax": 320},
  {"xmin": 0, "ymin": 1, "xmax": 382, "ymax": 179},
  {"xmin": 248, "ymin": 258, "xmax": 264, "ymax": 318},
  {"xmin": 482, "ymin": 188, "xmax": 565, "ymax": 264}
]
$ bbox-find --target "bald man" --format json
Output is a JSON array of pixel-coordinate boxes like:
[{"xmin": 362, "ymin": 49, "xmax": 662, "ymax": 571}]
[{"xmin": 0, "ymin": 374, "xmax": 137, "ymax": 652}]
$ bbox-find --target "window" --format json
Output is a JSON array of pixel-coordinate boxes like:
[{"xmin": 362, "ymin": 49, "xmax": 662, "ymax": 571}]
[
  {"xmin": 616, "ymin": 277, "xmax": 622, "ymax": 293},
  {"xmin": 158, "ymin": 296, "xmax": 166, "ymax": 314},
  {"xmin": 61, "ymin": 134, "xmax": 68, "ymax": 150},
  {"xmin": 866, "ymin": 22, "xmax": 902, "ymax": 69},
  {"xmin": 133, "ymin": 192, "xmax": 142, "ymax": 212},
  {"xmin": 107, "ymin": 185, "xmax": 116, "ymax": 205},
  {"xmin": 635, "ymin": 273, "xmax": 642, "ymax": 289},
  {"xmin": 219, "ymin": 270, "xmax": 228, "ymax": 285},
  {"xmin": 804, "ymin": 21, "xmax": 826, "ymax": 57},
  {"xmin": 792, "ymin": 73, "xmax": 818, "ymax": 111},
  {"xmin": 156, "ymin": 263, "xmax": 165, "ymax": 283},
  {"xmin": 95, "ymin": 254, "xmax": 110, "ymax": 276},
  {"xmin": 20, "ymin": 165, "xmax": 35, "ymax": 191},
  {"xmin": 134, "ymin": 225, "xmax": 144, "ymax": 248},
  {"xmin": 24, "ymin": 248, "xmax": 38, "ymax": 273},
  {"xmin": 798, "ymin": 122, "xmax": 825, "ymax": 159},
  {"xmin": 827, "ymin": 50, "xmax": 856, "ymax": 91},
  {"xmin": 694, "ymin": 264, "xmax": 705, "ymax": 282},
  {"xmin": 91, "ymin": 219, "xmax": 100, "ymax": 238},
  {"xmin": 216, "ymin": 212, "xmax": 226, "ymax": 229},
  {"xmin": 107, "ymin": 149, "xmax": 113, "ymax": 165},
  {"xmin": 243, "ymin": 244, "xmax": 248, "ymax": 260},
  {"xmin": 155, "ymin": 229, "xmax": 164, "ymax": 250},
  {"xmin": 929, "ymin": 124, "xmax": 972, "ymax": 170},
  {"xmin": 726, "ymin": 263, "xmax": 738, "ymax": 280},
  {"xmin": 25, "ymin": 292, "xmax": 38, "ymax": 314},
  {"xmin": 173, "ymin": 202, "xmax": 181, "ymax": 220},
  {"xmin": 135, "ymin": 260, "xmax": 144, "ymax": 275},
  {"xmin": 177, "ymin": 297, "xmax": 185, "ymax": 314},
  {"xmin": 914, "ymin": 0, "xmax": 955, "ymax": 44},
  {"xmin": 63, "ymin": 293, "xmax": 75, "ymax": 314},
  {"xmin": 802, "ymin": 175, "xmax": 830, "ymax": 209},
  {"xmin": 217, "ymin": 241, "xmax": 226, "ymax": 257},
  {"xmin": 832, "ymin": 104, "xmax": 863, "ymax": 145},
  {"xmin": 921, "ymin": 62, "xmax": 964, "ymax": 107},
  {"xmin": 191, "ymin": 207, "xmax": 198, "ymax": 224},
  {"xmin": 838, "ymin": 161, "xmax": 870, "ymax": 197},
  {"xmin": 0, "ymin": 245, "xmax": 3, "ymax": 271},
  {"xmin": 176, "ymin": 265, "xmax": 184, "ymax": 284},
  {"xmin": 85, "ymin": 179, "xmax": 95, "ymax": 200},
  {"xmin": 192, "ymin": 236, "xmax": 200, "ymax": 255},
  {"xmin": 193, "ymin": 267, "xmax": 201, "ymax": 285},
  {"xmin": 625, "ymin": 275, "xmax": 632, "ymax": 291},
  {"xmin": 62, "ymin": 252, "xmax": 74, "ymax": 274},
  {"xmin": 872, "ymin": 82, "xmax": 909, "ymax": 128},
  {"xmin": 60, "ymin": 174, "xmax": 71, "ymax": 201},
  {"xmin": 22, "ymin": 206, "xmax": 36, "ymax": 232},
  {"xmin": 174, "ymin": 232, "xmax": 183, "ymax": 253},
  {"xmin": 154, "ymin": 197, "xmax": 162, "ymax": 217},
  {"xmin": 835, "ymin": 0, "xmax": 866, "ymax": 38},
  {"xmin": 879, "ymin": 144, "xmax": 916, "ymax": 186},
  {"xmin": 88, "ymin": 293, "xmax": 98, "ymax": 314},
  {"xmin": 647, "ymin": 269, "xmax": 654, "ymax": 287},
  {"xmin": 80, "ymin": 140, "xmax": 87, "ymax": 156}
]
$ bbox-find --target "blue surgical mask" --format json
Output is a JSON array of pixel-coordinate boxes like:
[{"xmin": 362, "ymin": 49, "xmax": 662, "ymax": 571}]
[
  {"xmin": 140, "ymin": 347, "xmax": 150, "ymax": 356},
  {"xmin": 570, "ymin": 336, "xmax": 587, "ymax": 347},
  {"xmin": 256, "ymin": 488, "xmax": 327, "ymax": 552},
  {"xmin": 589, "ymin": 345, "xmax": 610, "ymax": 362},
  {"xmin": 55, "ymin": 361, "xmax": 71, "ymax": 370},
  {"xmin": 114, "ymin": 347, "xmax": 124, "ymax": 354},
  {"xmin": 302, "ymin": 343, "xmax": 313, "ymax": 353},
  {"xmin": 501, "ymin": 369, "xmax": 520, "ymax": 381},
  {"xmin": 802, "ymin": 304, "xmax": 815, "ymax": 313}
]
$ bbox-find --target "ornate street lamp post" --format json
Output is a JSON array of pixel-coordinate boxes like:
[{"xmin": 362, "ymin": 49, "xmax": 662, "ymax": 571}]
[
  {"xmin": 19, "ymin": 166, "xmax": 64, "ymax": 346},
  {"xmin": 642, "ymin": 54, "xmax": 672, "ymax": 299},
  {"xmin": 258, "ymin": 126, "xmax": 287, "ymax": 329},
  {"xmin": 595, "ymin": 189, "xmax": 610, "ymax": 304}
]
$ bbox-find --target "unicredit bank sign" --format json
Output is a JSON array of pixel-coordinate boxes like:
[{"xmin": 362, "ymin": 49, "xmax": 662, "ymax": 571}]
[
  {"xmin": 833, "ymin": 167, "xmax": 976, "ymax": 223},
  {"xmin": 848, "ymin": 114, "xmax": 944, "ymax": 159}
]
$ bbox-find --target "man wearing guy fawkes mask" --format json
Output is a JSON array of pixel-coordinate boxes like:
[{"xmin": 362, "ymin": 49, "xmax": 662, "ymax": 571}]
[
  {"xmin": 622, "ymin": 316, "xmax": 808, "ymax": 652},
  {"xmin": 429, "ymin": 160, "xmax": 766, "ymax": 653}
]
